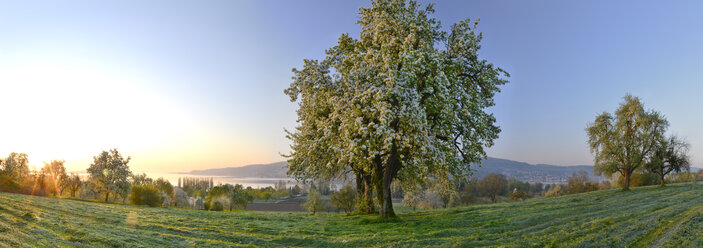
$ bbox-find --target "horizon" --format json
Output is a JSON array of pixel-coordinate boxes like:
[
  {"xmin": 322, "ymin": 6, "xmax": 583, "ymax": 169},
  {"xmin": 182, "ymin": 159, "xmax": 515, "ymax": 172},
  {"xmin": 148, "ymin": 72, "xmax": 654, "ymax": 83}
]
[{"xmin": 2, "ymin": 0, "xmax": 703, "ymax": 173}]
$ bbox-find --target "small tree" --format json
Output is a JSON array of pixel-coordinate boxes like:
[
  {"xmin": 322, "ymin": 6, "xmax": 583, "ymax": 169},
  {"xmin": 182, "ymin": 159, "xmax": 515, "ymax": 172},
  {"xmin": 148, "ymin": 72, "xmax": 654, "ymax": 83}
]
[
  {"xmin": 155, "ymin": 178, "xmax": 174, "ymax": 207},
  {"xmin": 543, "ymin": 184, "xmax": 564, "ymax": 197},
  {"xmin": 330, "ymin": 184, "xmax": 356, "ymax": 213},
  {"xmin": 645, "ymin": 135, "xmax": 690, "ymax": 186},
  {"xmin": 509, "ymin": 188, "xmax": 527, "ymax": 201},
  {"xmin": 41, "ymin": 160, "xmax": 67, "ymax": 195},
  {"xmin": 87, "ymin": 149, "xmax": 132, "ymax": 202},
  {"xmin": 261, "ymin": 191, "xmax": 272, "ymax": 201},
  {"xmin": 402, "ymin": 187, "xmax": 424, "ymax": 211},
  {"xmin": 303, "ymin": 188, "xmax": 325, "ymax": 214},
  {"xmin": 229, "ymin": 184, "xmax": 253, "ymax": 210},
  {"xmin": 66, "ymin": 173, "xmax": 82, "ymax": 197},
  {"xmin": 478, "ymin": 174, "xmax": 507, "ymax": 203},
  {"xmin": 566, "ymin": 171, "xmax": 589, "ymax": 194},
  {"xmin": 132, "ymin": 173, "xmax": 153, "ymax": 186}
]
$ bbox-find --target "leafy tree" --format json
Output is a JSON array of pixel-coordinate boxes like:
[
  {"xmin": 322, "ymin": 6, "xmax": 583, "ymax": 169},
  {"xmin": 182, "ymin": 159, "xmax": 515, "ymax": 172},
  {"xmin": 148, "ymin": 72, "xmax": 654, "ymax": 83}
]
[
  {"xmin": 173, "ymin": 187, "xmax": 189, "ymax": 207},
  {"xmin": 41, "ymin": 160, "xmax": 67, "ymax": 195},
  {"xmin": 132, "ymin": 173, "xmax": 153, "ymax": 186},
  {"xmin": 330, "ymin": 184, "xmax": 356, "ymax": 213},
  {"xmin": 645, "ymin": 135, "xmax": 690, "ymax": 186},
  {"xmin": 228, "ymin": 184, "xmax": 253, "ymax": 210},
  {"xmin": 478, "ymin": 174, "xmax": 507, "ymax": 203},
  {"xmin": 507, "ymin": 177, "xmax": 530, "ymax": 195},
  {"xmin": 543, "ymin": 184, "xmax": 564, "ymax": 197},
  {"xmin": 261, "ymin": 191, "xmax": 272, "ymax": 201},
  {"xmin": 86, "ymin": 149, "xmax": 132, "ymax": 202},
  {"xmin": 285, "ymin": 0, "xmax": 508, "ymax": 218},
  {"xmin": 66, "ymin": 173, "xmax": 82, "ymax": 197},
  {"xmin": 303, "ymin": 188, "xmax": 325, "ymax": 214},
  {"xmin": 1, "ymin": 152, "xmax": 29, "ymax": 182},
  {"xmin": 155, "ymin": 178, "xmax": 174, "ymax": 206},
  {"xmin": 587, "ymin": 95, "xmax": 668, "ymax": 190},
  {"xmin": 402, "ymin": 188, "xmax": 424, "ymax": 211},
  {"xmin": 566, "ymin": 171, "xmax": 595, "ymax": 194},
  {"xmin": 509, "ymin": 188, "xmax": 527, "ymax": 201}
]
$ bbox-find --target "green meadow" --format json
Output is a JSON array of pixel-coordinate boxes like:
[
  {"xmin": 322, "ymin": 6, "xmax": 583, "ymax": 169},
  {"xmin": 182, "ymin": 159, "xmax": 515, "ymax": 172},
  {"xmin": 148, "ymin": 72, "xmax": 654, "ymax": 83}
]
[{"xmin": 2, "ymin": 183, "xmax": 703, "ymax": 247}]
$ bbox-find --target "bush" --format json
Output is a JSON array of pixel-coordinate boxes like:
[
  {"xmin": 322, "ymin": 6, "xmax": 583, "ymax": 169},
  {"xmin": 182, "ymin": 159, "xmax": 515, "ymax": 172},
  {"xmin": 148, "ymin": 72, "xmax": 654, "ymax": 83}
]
[
  {"xmin": 0, "ymin": 176, "xmax": 20, "ymax": 193},
  {"xmin": 509, "ymin": 188, "xmax": 528, "ymax": 201},
  {"xmin": 303, "ymin": 189, "xmax": 325, "ymax": 214},
  {"xmin": 544, "ymin": 184, "xmax": 564, "ymax": 197},
  {"xmin": 667, "ymin": 171, "xmax": 697, "ymax": 184},
  {"xmin": 613, "ymin": 171, "xmax": 659, "ymax": 188},
  {"xmin": 330, "ymin": 185, "xmax": 356, "ymax": 213},
  {"xmin": 129, "ymin": 185, "xmax": 162, "ymax": 207},
  {"xmin": 210, "ymin": 202, "xmax": 224, "ymax": 211}
]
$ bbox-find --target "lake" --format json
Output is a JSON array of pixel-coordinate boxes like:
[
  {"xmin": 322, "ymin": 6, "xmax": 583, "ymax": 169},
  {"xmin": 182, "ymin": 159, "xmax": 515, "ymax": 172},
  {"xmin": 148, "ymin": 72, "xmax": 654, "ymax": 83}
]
[{"xmin": 77, "ymin": 172, "xmax": 299, "ymax": 189}]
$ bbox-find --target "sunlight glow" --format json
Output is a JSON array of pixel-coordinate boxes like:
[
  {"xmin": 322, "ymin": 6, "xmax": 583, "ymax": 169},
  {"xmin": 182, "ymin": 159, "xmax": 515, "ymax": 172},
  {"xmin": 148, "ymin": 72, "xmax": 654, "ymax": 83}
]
[{"xmin": 0, "ymin": 58, "xmax": 199, "ymax": 172}]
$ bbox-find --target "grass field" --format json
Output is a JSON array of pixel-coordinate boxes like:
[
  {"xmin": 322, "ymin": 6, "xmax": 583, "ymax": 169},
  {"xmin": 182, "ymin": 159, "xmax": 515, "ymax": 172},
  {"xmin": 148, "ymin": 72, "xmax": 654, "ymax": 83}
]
[{"xmin": 2, "ymin": 183, "xmax": 703, "ymax": 247}]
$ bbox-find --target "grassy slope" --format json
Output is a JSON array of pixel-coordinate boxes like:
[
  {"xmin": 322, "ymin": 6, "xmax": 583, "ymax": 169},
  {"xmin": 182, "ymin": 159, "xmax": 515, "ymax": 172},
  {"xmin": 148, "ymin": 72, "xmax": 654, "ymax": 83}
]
[{"xmin": 2, "ymin": 183, "xmax": 703, "ymax": 247}]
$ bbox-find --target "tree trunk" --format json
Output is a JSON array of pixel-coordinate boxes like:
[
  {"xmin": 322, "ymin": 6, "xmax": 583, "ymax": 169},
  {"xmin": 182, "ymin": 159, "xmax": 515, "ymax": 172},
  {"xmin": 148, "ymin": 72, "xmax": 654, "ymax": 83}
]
[
  {"xmin": 380, "ymin": 144, "xmax": 400, "ymax": 219},
  {"xmin": 660, "ymin": 172, "xmax": 665, "ymax": 186},
  {"xmin": 380, "ymin": 170, "xmax": 395, "ymax": 218},
  {"xmin": 105, "ymin": 191, "xmax": 110, "ymax": 202},
  {"xmin": 373, "ymin": 158, "xmax": 384, "ymax": 212},
  {"xmin": 623, "ymin": 170, "xmax": 630, "ymax": 190},
  {"xmin": 362, "ymin": 174, "xmax": 375, "ymax": 213}
]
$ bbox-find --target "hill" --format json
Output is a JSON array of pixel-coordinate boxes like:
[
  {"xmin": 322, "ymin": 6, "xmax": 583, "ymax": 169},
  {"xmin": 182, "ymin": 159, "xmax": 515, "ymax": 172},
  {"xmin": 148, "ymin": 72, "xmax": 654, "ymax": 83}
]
[
  {"xmin": 2, "ymin": 183, "xmax": 703, "ymax": 247},
  {"xmin": 187, "ymin": 158, "xmax": 599, "ymax": 183},
  {"xmin": 472, "ymin": 157, "xmax": 600, "ymax": 184},
  {"xmin": 187, "ymin": 161, "xmax": 288, "ymax": 178}
]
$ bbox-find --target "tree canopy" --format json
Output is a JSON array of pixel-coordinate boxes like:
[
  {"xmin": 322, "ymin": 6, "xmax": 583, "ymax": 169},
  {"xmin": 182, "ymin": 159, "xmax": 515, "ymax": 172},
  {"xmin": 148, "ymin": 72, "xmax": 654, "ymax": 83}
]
[
  {"xmin": 285, "ymin": 0, "xmax": 509, "ymax": 218},
  {"xmin": 586, "ymin": 95, "xmax": 668, "ymax": 190},
  {"xmin": 645, "ymin": 135, "xmax": 690, "ymax": 186},
  {"xmin": 1, "ymin": 152, "xmax": 29, "ymax": 182},
  {"xmin": 86, "ymin": 149, "xmax": 132, "ymax": 202}
]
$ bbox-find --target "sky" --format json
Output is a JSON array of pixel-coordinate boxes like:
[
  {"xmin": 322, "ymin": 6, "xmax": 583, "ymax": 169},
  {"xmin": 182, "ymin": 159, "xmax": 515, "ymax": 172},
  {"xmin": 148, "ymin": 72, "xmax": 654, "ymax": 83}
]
[{"xmin": 1, "ymin": 1, "xmax": 702, "ymax": 173}]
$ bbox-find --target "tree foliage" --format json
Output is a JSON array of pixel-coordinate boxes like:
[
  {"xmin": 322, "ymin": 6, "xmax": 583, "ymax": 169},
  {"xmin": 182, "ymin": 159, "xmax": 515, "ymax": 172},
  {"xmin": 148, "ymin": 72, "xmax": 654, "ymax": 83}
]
[
  {"xmin": 477, "ymin": 173, "xmax": 507, "ymax": 203},
  {"xmin": 66, "ymin": 173, "xmax": 82, "ymax": 198},
  {"xmin": 586, "ymin": 95, "xmax": 668, "ymax": 190},
  {"xmin": 303, "ymin": 188, "xmax": 325, "ymax": 214},
  {"xmin": 1, "ymin": 152, "xmax": 29, "ymax": 182},
  {"xmin": 86, "ymin": 149, "xmax": 132, "ymax": 202},
  {"xmin": 645, "ymin": 135, "xmax": 690, "ymax": 186},
  {"xmin": 41, "ymin": 160, "xmax": 67, "ymax": 195},
  {"xmin": 330, "ymin": 184, "xmax": 356, "ymax": 213},
  {"xmin": 284, "ymin": 0, "xmax": 508, "ymax": 218},
  {"xmin": 129, "ymin": 184, "xmax": 162, "ymax": 207}
]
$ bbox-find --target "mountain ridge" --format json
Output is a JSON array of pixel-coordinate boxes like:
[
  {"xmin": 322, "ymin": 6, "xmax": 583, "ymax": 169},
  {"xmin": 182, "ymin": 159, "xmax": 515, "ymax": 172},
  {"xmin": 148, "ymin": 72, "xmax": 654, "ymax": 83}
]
[{"xmin": 186, "ymin": 157, "xmax": 602, "ymax": 184}]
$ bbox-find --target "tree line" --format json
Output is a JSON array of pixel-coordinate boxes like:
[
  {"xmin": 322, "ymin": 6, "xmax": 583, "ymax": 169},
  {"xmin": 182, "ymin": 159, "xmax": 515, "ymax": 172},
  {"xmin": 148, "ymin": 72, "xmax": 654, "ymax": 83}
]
[{"xmin": 0, "ymin": 149, "xmax": 297, "ymax": 210}]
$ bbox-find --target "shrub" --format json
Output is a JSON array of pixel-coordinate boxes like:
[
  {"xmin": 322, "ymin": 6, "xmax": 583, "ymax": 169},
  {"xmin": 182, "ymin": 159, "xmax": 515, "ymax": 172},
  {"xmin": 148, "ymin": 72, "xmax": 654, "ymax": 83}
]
[
  {"xmin": 667, "ymin": 171, "xmax": 697, "ymax": 184},
  {"xmin": 330, "ymin": 185, "xmax": 356, "ymax": 213},
  {"xmin": 544, "ymin": 184, "xmax": 564, "ymax": 197},
  {"xmin": 509, "ymin": 188, "xmax": 528, "ymax": 201},
  {"xmin": 210, "ymin": 202, "xmax": 224, "ymax": 211},
  {"xmin": 0, "ymin": 175, "xmax": 20, "ymax": 193},
  {"xmin": 613, "ymin": 171, "xmax": 659, "ymax": 188},
  {"xmin": 599, "ymin": 181, "xmax": 611, "ymax": 190},
  {"xmin": 129, "ymin": 185, "xmax": 162, "ymax": 207},
  {"xmin": 303, "ymin": 188, "xmax": 325, "ymax": 214}
]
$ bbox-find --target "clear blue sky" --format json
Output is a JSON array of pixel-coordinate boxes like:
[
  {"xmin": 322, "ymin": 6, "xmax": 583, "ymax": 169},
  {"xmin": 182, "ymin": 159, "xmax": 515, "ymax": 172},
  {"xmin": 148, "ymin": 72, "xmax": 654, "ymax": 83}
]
[{"xmin": 1, "ymin": 0, "xmax": 702, "ymax": 172}]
